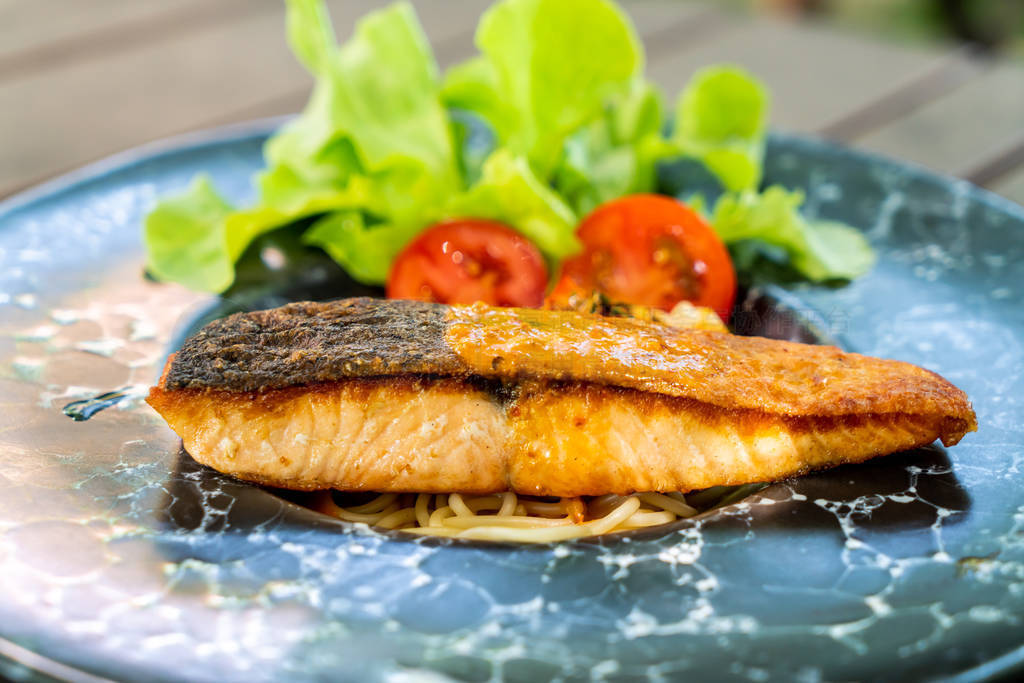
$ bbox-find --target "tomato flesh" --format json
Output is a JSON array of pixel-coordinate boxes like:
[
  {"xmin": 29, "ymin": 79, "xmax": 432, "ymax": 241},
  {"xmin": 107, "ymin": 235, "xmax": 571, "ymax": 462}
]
[
  {"xmin": 387, "ymin": 219, "xmax": 548, "ymax": 307},
  {"xmin": 552, "ymin": 194, "xmax": 736, "ymax": 319}
]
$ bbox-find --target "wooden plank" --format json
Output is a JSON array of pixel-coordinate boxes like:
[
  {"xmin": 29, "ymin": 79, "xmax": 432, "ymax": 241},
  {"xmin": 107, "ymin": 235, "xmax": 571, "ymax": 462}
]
[
  {"xmin": 645, "ymin": 14, "xmax": 954, "ymax": 132},
  {"xmin": 817, "ymin": 47, "xmax": 984, "ymax": 142},
  {"xmin": 0, "ymin": 0, "xmax": 705, "ymax": 75},
  {"xmin": 0, "ymin": 0, "xmax": 488, "ymax": 197},
  {"xmin": 0, "ymin": 0, "xmax": 722, "ymax": 198},
  {"xmin": 0, "ymin": 0, "xmax": 490, "ymax": 81},
  {"xmin": 620, "ymin": 0, "xmax": 716, "ymax": 38},
  {"xmin": 216, "ymin": 1, "xmax": 719, "ymax": 129},
  {"xmin": 988, "ymin": 167, "xmax": 1024, "ymax": 207},
  {"xmin": 963, "ymin": 133, "xmax": 1024, "ymax": 187},
  {"xmin": 196, "ymin": 0, "xmax": 492, "ymax": 128},
  {"xmin": 0, "ymin": 0, "xmax": 279, "ymax": 82},
  {"xmin": 0, "ymin": 9, "xmax": 306, "ymax": 196},
  {"xmin": 0, "ymin": 0, "xmax": 194, "ymax": 62},
  {"xmin": 854, "ymin": 62, "xmax": 1024, "ymax": 177}
]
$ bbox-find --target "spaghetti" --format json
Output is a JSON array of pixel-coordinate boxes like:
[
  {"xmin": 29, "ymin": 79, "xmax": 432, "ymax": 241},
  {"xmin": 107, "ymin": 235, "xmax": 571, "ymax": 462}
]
[{"xmin": 311, "ymin": 485, "xmax": 762, "ymax": 543}]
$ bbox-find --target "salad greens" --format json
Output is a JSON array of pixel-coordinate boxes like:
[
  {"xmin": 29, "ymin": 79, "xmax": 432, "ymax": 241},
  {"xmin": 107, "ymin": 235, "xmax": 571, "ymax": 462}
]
[
  {"xmin": 443, "ymin": 0, "xmax": 643, "ymax": 177},
  {"xmin": 444, "ymin": 150, "xmax": 579, "ymax": 260},
  {"xmin": 672, "ymin": 66, "xmax": 769, "ymax": 193},
  {"xmin": 553, "ymin": 80, "xmax": 667, "ymax": 216},
  {"xmin": 712, "ymin": 187, "xmax": 874, "ymax": 282},
  {"xmin": 143, "ymin": 176, "xmax": 235, "ymax": 292},
  {"xmin": 144, "ymin": 0, "xmax": 874, "ymax": 294}
]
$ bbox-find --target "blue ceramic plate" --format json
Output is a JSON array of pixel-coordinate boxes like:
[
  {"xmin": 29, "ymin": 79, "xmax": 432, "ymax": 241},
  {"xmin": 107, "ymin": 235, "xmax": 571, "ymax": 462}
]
[{"xmin": 1, "ymin": 120, "xmax": 1022, "ymax": 682}]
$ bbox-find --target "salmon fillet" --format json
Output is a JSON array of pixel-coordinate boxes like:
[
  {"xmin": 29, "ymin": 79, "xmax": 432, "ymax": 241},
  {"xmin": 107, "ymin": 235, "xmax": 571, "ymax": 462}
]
[{"xmin": 147, "ymin": 298, "xmax": 976, "ymax": 496}]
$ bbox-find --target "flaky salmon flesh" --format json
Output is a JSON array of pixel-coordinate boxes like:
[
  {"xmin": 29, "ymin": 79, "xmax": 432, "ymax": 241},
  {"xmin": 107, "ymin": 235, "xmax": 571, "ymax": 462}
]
[{"xmin": 146, "ymin": 298, "xmax": 976, "ymax": 497}]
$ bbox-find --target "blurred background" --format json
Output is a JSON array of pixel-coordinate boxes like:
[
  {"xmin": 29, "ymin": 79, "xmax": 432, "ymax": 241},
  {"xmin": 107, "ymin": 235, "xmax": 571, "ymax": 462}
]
[{"xmin": 2, "ymin": 0, "xmax": 1023, "ymax": 204}]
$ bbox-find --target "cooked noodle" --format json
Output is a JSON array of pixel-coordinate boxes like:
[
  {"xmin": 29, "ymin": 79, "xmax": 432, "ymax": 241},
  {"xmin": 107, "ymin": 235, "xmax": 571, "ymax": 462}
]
[{"xmin": 310, "ymin": 486, "xmax": 761, "ymax": 542}]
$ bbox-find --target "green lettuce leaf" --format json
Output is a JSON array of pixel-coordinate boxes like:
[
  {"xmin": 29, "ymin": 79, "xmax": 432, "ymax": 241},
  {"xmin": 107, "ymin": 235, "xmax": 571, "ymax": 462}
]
[
  {"xmin": 304, "ymin": 150, "xmax": 581, "ymax": 284},
  {"xmin": 280, "ymin": 1, "xmax": 457, "ymax": 183},
  {"xmin": 444, "ymin": 149, "xmax": 579, "ymax": 261},
  {"xmin": 444, "ymin": 0, "xmax": 642, "ymax": 175},
  {"xmin": 144, "ymin": 0, "xmax": 461, "ymax": 292},
  {"xmin": 711, "ymin": 186, "xmax": 875, "ymax": 281},
  {"xmin": 322, "ymin": 5, "xmax": 455, "ymax": 181},
  {"xmin": 554, "ymin": 79, "xmax": 668, "ymax": 215},
  {"xmin": 443, "ymin": 58, "xmax": 515, "ymax": 143},
  {"xmin": 302, "ymin": 212, "xmax": 416, "ymax": 284},
  {"xmin": 143, "ymin": 176, "xmax": 235, "ymax": 293},
  {"xmin": 285, "ymin": 0, "xmax": 337, "ymax": 74},
  {"xmin": 448, "ymin": 108, "xmax": 499, "ymax": 187},
  {"xmin": 672, "ymin": 65, "xmax": 769, "ymax": 192},
  {"xmin": 213, "ymin": 141, "xmax": 366, "ymax": 273},
  {"xmin": 256, "ymin": 0, "xmax": 459, "ymax": 280}
]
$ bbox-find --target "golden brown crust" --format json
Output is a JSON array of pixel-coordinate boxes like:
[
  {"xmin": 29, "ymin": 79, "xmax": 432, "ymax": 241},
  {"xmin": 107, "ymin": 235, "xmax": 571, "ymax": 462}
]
[{"xmin": 446, "ymin": 304, "xmax": 977, "ymax": 428}]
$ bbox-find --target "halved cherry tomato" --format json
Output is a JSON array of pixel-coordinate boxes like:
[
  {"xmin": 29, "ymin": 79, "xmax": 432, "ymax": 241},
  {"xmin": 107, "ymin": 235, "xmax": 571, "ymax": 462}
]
[
  {"xmin": 387, "ymin": 219, "xmax": 548, "ymax": 307},
  {"xmin": 550, "ymin": 194, "xmax": 736, "ymax": 319}
]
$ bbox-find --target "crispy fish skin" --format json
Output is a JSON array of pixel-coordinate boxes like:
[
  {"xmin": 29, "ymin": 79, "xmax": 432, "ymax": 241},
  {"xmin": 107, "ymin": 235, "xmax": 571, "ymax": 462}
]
[
  {"xmin": 446, "ymin": 304, "xmax": 975, "ymax": 434},
  {"xmin": 164, "ymin": 299, "xmax": 467, "ymax": 392},
  {"xmin": 148, "ymin": 297, "xmax": 977, "ymax": 496}
]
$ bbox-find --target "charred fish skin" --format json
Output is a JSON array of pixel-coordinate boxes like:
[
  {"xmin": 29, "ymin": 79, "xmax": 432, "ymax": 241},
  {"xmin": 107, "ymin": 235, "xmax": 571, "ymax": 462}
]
[{"xmin": 164, "ymin": 298, "xmax": 468, "ymax": 392}]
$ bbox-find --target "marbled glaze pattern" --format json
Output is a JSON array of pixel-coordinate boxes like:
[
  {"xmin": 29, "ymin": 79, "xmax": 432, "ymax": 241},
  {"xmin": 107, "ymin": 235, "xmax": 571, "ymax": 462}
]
[{"xmin": 0, "ymin": 127, "xmax": 1021, "ymax": 681}]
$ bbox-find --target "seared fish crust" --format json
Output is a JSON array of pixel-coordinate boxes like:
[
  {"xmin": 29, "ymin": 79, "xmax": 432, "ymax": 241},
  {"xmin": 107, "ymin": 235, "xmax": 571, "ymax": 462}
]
[
  {"xmin": 165, "ymin": 299, "xmax": 465, "ymax": 391},
  {"xmin": 149, "ymin": 298, "xmax": 977, "ymax": 496}
]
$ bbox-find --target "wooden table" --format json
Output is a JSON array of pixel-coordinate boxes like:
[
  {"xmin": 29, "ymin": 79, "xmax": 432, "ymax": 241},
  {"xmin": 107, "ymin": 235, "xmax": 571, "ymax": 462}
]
[{"xmin": 3, "ymin": 0, "xmax": 1024, "ymax": 205}]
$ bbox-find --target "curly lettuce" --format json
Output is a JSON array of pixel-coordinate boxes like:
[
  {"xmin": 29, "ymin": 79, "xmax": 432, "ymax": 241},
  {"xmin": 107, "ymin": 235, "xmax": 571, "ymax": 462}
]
[
  {"xmin": 671, "ymin": 65, "xmax": 770, "ymax": 193},
  {"xmin": 712, "ymin": 187, "xmax": 875, "ymax": 281},
  {"xmin": 143, "ymin": 0, "xmax": 874, "ymax": 293},
  {"xmin": 143, "ymin": 176, "xmax": 235, "ymax": 293},
  {"xmin": 443, "ymin": 0, "xmax": 643, "ymax": 176}
]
